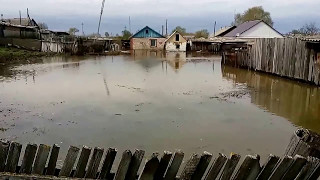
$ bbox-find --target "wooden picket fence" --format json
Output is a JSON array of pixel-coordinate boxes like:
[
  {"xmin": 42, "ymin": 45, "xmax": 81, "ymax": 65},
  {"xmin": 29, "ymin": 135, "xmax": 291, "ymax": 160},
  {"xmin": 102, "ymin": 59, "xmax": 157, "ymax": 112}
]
[
  {"xmin": 223, "ymin": 38, "xmax": 320, "ymax": 86},
  {"xmin": 0, "ymin": 140, "xmax": 319, "ymax": 180}
]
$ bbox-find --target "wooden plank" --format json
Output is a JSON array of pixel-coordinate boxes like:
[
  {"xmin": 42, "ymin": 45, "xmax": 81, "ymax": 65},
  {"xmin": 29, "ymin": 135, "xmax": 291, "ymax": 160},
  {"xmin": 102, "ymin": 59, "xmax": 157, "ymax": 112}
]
[
  {"xmin": 138, "ymin": 153, "xmax": 160, "ymax": 180},
  {"xmin": 85, "ymin": 147, "xmax": 104, "ymax": 178},
  {"xmin": 59, "ymin": 146, "xmax": 80, "ymax": 177},
  {"xmin": 268, "ymin": 155, "xmax": 294, "ymax": 180},
  {"xmin": 295, "ymin": 156, "xmax": 320, "ymax": 180},
  {"xmin": 114, "ymin": 150, "xmax": 132, "ymax": 180},
  {"xmin": 219, "ymin": 153, "xmax": 241, "ymax": 180},
  {"xmin": 74, "ymin": 146, "xmax": 91, "ymax": 178},
  {"xmin": 32, "ymin": 144, "xmax": 51, "ymax": 175},
  {"xmin": 125, "ymin": 149, "xmax": 145, "ymax": 180},
  {"xmin": 204, "ymin": 153, "xmax": 227, "ymax": 180},
  {"xmin": 154, "ymin": 151, "xmax": 172, "ymax": 180},
  {"xmin": 98, "ymin": 148, "xmax": 117, "ymax": 179},
  {"xmin": 233, "ymin": 154, "xmax": 260, "ymax": 180},
  {"xmin": 256, "ymin": 154, "xmax": 280, "ymax": 180},
  {"xmin": 191, "ymin": 151, "xmax": 212, "ymax": 180},
  {"xmin": 5, "ymin": 142, "xmax": 22, "ymax": 173},
  {"xmin": 46, "ymin": 144, "xmax": 60, "ymax": 176},
  {"xmin": 307, "ymin": 156, "xmax": 320, "ymax": 180},
  {"xmin": 180, "ymin": 153, "xmax": 201, "ymax": 180},
  {"xmin": 163, "ymin": 150, "xmax": 184, "ymax": 180},
  {"xmin": 0, "ymin": 140, "xmax": 10, "ymax": 172},
  {"xmin": 282, "ymin": 155, "xmax": 307, "ymax": 179},
  {"xmin": 20, "ymin": 144, "xmax": 38, "ymax": 174}
]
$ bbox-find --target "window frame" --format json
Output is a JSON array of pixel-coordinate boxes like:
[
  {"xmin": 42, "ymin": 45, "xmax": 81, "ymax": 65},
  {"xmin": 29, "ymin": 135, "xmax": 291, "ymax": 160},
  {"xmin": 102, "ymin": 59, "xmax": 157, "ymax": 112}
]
[
  {"xmin": 176, "ymin": 34, "xmax": 180, "ymax": 41},
  {"xmin": 150, "ymin": 39, "xmax": 157, "ymax": 47}
]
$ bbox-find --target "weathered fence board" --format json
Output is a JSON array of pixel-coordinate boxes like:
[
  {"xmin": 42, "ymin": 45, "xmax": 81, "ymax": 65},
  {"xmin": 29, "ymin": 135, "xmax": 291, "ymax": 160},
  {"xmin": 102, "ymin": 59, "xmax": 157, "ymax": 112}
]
[
  {"xmin": 98, "ymin": 148, "xmax": 117, "ymax": 179},
  {"xmin": 115, "ymin": 150, "xmax": 132, "ymax": 180},
  {"xmin": 154, "ymin": 151, "xmax": 172, "ymax": 180},
  {"xmin": 139, "ymin": 153, "xmax": 160, "ymax": 180},
  {"xmin": 0, "ymin": 134, "xmax": 319, "ymax": 180},
  {"xmin": 125, "ymin": 149, "xmax": 145, "ymax": 180},
  {"xmin": 85, "ymin": 147, "xmax": 104, "ymax": 178},
  {"xmin": 59, "ymin": 146, "xmax": 80, "ymax": 177},
  {"xmin": 33, "ymin": 144, "xmax": 51, "ymax": 175},
  {"xmin": 256, "ymin": 154, "xmax": 280, "ymax": 180},
  {"xmin": 20, "ymin": 144, "xmax": 37, "ymax": 174},
  {"xmin": 74, "ymin": 146, "xmax": 91, "ymax": 178},
  {"xmin": 163, "ymin": 150, "xmax": 184, "ymax": 180},
  {"xmin": 5, "ymin": 142, "xmax": 22, "ymax": 173},
  {"xmin": 46, "ymin": 144, "xmax": 60, "ymax": 176},
  {"xmin": 204, "ymin": 153, "xmax": 227, "ymax": 180},
  {"xmin": 219, "ymin": 153, "xmax": 241, "ymax": 180}
]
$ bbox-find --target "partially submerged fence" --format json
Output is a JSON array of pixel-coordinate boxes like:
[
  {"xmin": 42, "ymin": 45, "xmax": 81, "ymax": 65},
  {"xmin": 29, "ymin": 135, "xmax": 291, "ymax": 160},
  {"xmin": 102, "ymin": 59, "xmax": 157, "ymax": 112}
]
[
  {"xmin": 0, "ymin": 129, "xmax": 320, "ymax": 180},
  {"xmin": 223, "ymin": 38, "xmax": 320, "ymax": 85}
]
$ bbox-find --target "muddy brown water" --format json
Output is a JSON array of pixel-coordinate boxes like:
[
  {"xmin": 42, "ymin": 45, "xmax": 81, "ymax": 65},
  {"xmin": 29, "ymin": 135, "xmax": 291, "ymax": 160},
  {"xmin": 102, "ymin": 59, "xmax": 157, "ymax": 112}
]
[{"xmin": 0, "ymin": 52, "xmax": 319, "ymax": 169}]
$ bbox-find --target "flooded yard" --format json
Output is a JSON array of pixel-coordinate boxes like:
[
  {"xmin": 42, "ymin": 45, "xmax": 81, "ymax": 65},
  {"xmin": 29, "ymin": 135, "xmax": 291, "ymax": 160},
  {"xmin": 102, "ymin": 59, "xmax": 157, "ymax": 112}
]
[{"xmin": 0, "ymin": 52, "xmax": 319, "ymax": 166}]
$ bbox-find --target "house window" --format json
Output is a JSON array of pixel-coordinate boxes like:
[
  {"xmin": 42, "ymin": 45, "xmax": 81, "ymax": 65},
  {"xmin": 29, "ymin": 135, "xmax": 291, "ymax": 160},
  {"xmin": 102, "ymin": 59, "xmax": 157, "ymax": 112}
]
[
  {"xmin": 146, "ymin": 29, "xmax": 149, "ymax": 34},
  {"xmin": 176, "ymin": 44, "xmax": 180, "ymax": 49},
  {"xmin": 176, "ymin": 34, "xmax": 179, "ymax": 41},
  {"xmin": 151, "ymin": 39, "xmax": 157, "ymax": 47}
]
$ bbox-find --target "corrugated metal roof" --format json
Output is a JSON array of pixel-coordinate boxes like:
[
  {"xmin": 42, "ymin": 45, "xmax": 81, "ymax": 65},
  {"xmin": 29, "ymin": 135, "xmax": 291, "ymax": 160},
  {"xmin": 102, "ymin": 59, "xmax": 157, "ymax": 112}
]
[
  {"xmin": 0, "ymin": 21, "xmax": 38, "ymax": 29},
  {"xmin": 130, "ymin": 26, "xmax": 165, "ymax": 39},
  {"xmin": 224, "ymin": 20, "xmax": 261, "ymax": 37},
  {"xmin": 2, "ymin": 18, "xmax": 35, "ymax": 26}
]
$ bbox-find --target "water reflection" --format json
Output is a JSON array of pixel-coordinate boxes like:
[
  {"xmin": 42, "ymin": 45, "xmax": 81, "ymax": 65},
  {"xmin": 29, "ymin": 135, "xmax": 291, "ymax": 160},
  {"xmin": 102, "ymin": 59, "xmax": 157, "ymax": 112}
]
[
  {"xmin": 222, "ymin": 65, "xmax": 320, "ymax": 133},
  {"xmin": 0, "ymin": 53, "xmax": 316, "ymax": 164}
]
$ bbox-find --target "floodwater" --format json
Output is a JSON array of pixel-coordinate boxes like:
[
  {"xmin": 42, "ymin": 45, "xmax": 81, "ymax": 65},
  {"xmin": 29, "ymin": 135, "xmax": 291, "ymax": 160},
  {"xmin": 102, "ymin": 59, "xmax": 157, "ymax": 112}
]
[{"xmin": 0, "ymin": 51, "xmax": 319, "ymax": 167}]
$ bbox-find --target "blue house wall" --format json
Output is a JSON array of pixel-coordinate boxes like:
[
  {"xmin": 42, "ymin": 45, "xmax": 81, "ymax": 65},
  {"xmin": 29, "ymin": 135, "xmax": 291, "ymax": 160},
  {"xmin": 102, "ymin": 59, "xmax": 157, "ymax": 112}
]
[{"xmin": 132, "ymin": 26, "xmax": 164, "ymax": 38}]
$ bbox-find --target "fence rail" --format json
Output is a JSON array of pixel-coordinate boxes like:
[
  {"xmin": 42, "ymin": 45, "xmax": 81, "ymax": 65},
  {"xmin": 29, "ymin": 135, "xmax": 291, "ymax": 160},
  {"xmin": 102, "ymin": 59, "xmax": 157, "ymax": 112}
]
[{"xmin": 0, "ymin": 140, "xmax": 319, "ymax": 179}]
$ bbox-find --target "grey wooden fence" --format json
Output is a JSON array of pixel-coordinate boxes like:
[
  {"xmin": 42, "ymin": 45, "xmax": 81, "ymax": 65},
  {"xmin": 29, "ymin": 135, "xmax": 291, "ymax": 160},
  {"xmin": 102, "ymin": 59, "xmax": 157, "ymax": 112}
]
[
  {"xmin": 223, "ymin": 38, "xmax": 320, "ymax": 86},
  {"xmin": 0, "ymin": 140, "xmax": 319, "ymax": 180}
]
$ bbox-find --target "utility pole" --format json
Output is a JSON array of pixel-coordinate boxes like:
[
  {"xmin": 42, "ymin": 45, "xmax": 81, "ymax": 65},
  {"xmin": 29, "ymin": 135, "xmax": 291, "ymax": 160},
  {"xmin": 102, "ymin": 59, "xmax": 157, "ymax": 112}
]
[
  {"xmin": 214, "ymin": 21, "xmax": 216, "ymax": 37},
  {"xmin": 165, "ymin": 19, "xmax": 168, "ymax": 36},
  {"xmin": 97, "ymin": 0, "xmax": 106, "ymax": 35},
  {"xmin": 81, "ymin": 23, "xmax": 84, "ymax": 36},
  {"xmin": 19, "ymin": 11, "xmax": 22, "ymax": 25},
  {"xmin": 162, "ymin": 25, "xmax": 164, "ymax": 36}
]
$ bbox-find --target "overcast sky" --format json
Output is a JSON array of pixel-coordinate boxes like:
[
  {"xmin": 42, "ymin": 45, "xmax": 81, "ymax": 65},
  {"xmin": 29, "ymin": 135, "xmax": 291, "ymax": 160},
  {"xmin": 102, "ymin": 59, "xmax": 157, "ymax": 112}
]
[{"xmin": 1, "ymin": 0, "xmax": 320, "ymax": 35}]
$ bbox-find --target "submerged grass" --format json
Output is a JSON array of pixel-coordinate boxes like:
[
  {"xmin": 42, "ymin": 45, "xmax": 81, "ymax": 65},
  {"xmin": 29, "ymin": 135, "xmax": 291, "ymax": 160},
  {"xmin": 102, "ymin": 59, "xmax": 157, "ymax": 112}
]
[{"xmin": 0, "ymin": 47, "xmax": 56, "ymax": 65}]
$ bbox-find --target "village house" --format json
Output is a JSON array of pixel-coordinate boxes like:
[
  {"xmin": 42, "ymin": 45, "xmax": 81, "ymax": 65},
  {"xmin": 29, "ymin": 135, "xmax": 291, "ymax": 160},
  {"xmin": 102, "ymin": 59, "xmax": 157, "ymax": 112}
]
[
  {"xmin": 223, "ymin": 20, "xmax": 283, "ymax": 38},
  {"xmin": 0, "ymin": 18, "xmax": 41, "ymax": 50},
  {"xmin": 165, "ymin": 31, "xmax": 187, "ymax": 52},
  {"xmin": 130, "ymin": 26, "xmax": 166, "ymax": 50}
]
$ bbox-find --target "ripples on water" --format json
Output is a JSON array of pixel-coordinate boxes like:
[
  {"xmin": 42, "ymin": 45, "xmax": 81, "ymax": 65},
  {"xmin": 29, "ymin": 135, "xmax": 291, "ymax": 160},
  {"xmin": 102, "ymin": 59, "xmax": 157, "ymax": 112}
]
[{"xmin": 0, "ymin": 52, "xmax": 319, "ymax": 163}]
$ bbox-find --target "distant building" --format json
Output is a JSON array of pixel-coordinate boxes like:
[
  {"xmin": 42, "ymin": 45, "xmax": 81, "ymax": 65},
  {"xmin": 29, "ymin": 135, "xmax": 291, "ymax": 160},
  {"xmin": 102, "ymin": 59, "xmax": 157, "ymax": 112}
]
[
  {"xmin": 130, "ymin": 26, "xmax": 166, "ymax": 50},
  {"xmin": 165, "ymin": 31, "xmax": 187, "ymax": 52},
  {"xmin": 224, "ymin": 20, "xmax": 283, "ymax": 38},
  {"xmin": 0, "ymin": 22, "xmax": 39, "ymax": 39}
]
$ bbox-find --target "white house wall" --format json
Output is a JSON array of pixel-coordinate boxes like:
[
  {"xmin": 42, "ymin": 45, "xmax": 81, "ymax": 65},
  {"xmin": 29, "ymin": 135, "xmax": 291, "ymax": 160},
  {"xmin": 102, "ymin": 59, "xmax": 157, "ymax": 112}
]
[
  {"xmin": 240, "ymin": 22, "xmax": 283, "ymax": 38},
  {"xmin": 165, "ymin": 42, "xmax": 187, "ymax": 52}
]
